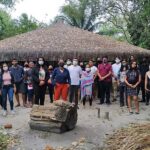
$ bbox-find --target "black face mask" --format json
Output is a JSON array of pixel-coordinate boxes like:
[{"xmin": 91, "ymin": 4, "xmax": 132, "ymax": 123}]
[
  {"xmin": 25, "ymin": 65, "xmax": 29, "ymax": 67},
  {"xmin": 59, "ymin": 63, "xmax": 64, "ymax": 67}
]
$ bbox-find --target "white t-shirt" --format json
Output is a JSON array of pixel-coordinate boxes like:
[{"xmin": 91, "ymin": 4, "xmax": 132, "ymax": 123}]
[
  {"xmin": 112, "ymin": 63, "xmax": 121, "ymax": 78},
  {"xmin": 68, "ymin": 65, "xmax": 82, "ymax": 85},
  {"xmin": 90, "ymin": 66, "xmax": 98, "ymax": 77}
]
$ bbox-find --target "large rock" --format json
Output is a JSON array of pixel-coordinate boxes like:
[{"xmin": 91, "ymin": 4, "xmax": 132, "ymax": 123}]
[{"xmin": 29, "ymin": 100, "xmax": 78, "ymax": 133}]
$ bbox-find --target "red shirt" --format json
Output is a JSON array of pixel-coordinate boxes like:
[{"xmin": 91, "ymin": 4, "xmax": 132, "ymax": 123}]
[{"xmin": 98, "ymin": 63, "xmax": 112, "ymax": 82}]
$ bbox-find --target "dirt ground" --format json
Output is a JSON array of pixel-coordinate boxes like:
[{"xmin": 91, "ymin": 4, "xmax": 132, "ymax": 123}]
[{"xmin": 0, "ymin": 94, "xmax": 150, "ymax": 150}]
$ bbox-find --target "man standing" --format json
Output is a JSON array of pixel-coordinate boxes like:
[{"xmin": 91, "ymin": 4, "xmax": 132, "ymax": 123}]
[
  {"xmin": 10, "ymin": 58, "xmax": 25, "ymax": 107},
  {"xmin": 139, "ymin": 57, "xmax": 149, "ymax": 102},
  {"xmin": 98, "ymin": 56, "xmax": 112, "ymax": 105},
  {"xmin": 112, "ymin": 57, "xmax": 121, "ymax": 101},
  {"xmin": 68, "ymin": 58, "xmax": 82, "ymax": 106}
]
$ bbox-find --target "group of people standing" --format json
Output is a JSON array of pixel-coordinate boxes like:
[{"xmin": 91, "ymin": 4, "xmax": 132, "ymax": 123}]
[{"xmin": 0, "ymin": 55, "xmax": 149, "ymax": 116}]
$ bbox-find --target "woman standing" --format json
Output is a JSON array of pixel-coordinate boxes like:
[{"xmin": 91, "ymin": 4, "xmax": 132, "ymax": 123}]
[
  {"xmin": 81, "ymin": 64, "xmax": 94, "ymax": 108},
  {"xmin": 125, "ymin": 61, "xmax": 141, "ymax": 114},
  {"xmin": 145, "ymin": 65, "xmax": 150, "ymax": 105},
  {"xmin": 0, "ymin": 63, "xmax": 15, "ymax": 116},
  {"xmin": 52, "ymin": 59, "xmax": 70, "ymax": 101},
  {"xmin": 32, "ymin": 57, "xmax": 49, "ymax": 105}
]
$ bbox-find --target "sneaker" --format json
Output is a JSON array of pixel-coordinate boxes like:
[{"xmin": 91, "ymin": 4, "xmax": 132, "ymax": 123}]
[
  {"xmin": 10, "ymin": 110, "xmax": 15, "ymax": 115},
  {"xmin": 2, "ymin": 110, "xmax": 7, "ymax": 116}
]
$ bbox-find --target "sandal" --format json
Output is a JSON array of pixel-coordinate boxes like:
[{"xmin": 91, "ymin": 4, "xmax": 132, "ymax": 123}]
[{"xmin": 135, "ymin": 112, "xmax": 139, "ymax": 114}]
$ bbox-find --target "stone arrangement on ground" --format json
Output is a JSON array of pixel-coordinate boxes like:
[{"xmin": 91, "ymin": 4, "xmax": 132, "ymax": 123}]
[{"xmin": 29, "ymin": 100, "xmax": 78, "ymax": 133}]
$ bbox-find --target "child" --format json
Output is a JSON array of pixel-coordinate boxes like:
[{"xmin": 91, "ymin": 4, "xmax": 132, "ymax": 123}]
[
  {"xmin": 81, "ymin": 64, "xmax": 94, "ymax": 108},
  {"xmin": 118, "ymin": 65, "xmax": 128, "ymax": 107}
]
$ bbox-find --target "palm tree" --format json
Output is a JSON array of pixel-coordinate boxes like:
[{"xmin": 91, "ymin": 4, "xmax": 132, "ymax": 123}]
[{"xmin": 55, "ymin": 0, "xmax": 102, "ymax": 32}]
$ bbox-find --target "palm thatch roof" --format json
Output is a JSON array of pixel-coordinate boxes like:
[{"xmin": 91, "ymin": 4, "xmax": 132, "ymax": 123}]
[{"xmin": 0, "ymin": 22, "xmax": 149, "ymax": 61}]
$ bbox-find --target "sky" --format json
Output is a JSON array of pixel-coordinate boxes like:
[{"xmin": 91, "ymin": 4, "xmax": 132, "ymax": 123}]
[{"xmin": 11, "ymin": 0, "xmax": 66, "ymax": 23}]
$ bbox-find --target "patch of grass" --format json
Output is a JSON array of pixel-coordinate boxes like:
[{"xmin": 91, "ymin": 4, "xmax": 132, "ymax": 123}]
[{"xmin": 0, "ymin": 132, "xmax": 11, "ymax": 150}]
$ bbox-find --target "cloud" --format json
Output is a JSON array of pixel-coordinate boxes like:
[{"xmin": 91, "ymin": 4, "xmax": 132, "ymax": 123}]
[{"xmin": 11, "ymin": 0, "xmax": 65, "ymax": 23}]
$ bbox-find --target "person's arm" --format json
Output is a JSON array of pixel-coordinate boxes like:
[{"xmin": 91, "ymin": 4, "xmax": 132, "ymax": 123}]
[
  {"xmin": 125, "ymin": 76, "xmax": 133, "ymax": 88},
  {"xmin": 93, "ymin": 69, "xmax": 98, "ymax": 80},
  {"xmin": 67, "ymin": 69, "xmax": 71, "ymax": 85},
  {"xmin": 132, "ymin": 71, "xmax": 141, "ymax": 88},
  {"xmin": 145, "ymin": 73, "xmax": 148, "ymax": 91},
  {"xmin": 103, "ymin": 65, "xmax": 112, "ymax": 80}
]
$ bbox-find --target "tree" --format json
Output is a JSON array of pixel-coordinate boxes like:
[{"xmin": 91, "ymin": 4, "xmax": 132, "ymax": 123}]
[
  {"xmin": 0, "ymin": 0, "xmax": 16, "ymax": 8},
  {"xmin": 0, "ymin": 9, "xmax": 14, "ymax": 39},
  {"xmin": 14, "ymin": 13, "xmax": 39, "ymax": 34},
  {"xmin": 127, "ymin": 0, "xmax": 150, "ymax": 49},
  {"xmin": 55, "ymin": 0, "xmax": 104, "ymax": 31}
]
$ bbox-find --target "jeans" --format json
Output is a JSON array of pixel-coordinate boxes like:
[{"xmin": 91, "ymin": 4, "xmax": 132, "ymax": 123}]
[
  {"xmin": 2, "ymin": 85, "xmax": 14, "ymax": 111},
  {"xmin": 119, "ymin": 85, "xmax": 127, "ymax": 106},
  {"xmin": 99, "ymin": 81, "xmax": 111, "ymax": 104},
  {"xmin": 48, "ymin": 85, "xmax": 54, "ymax": 103},
  {"xmin": 34, "ymin": 85, "xmax": 46, "ymax": 105},
  {"xmin": 69, "ymin": 85, "xmax": 79, "ymax": 105}
]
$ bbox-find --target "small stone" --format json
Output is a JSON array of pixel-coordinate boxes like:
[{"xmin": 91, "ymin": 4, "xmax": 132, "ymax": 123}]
[{"xmin": 72, "ymin": 142, "xmax": 78, "ymax": 146}]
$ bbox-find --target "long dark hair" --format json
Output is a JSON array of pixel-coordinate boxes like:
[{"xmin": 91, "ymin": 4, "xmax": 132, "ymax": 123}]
[{"xmin": 129, "ymin": 61, "xmax": 137, "ymax": 70}]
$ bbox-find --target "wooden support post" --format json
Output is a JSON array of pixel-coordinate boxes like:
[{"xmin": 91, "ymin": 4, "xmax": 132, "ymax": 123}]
[{"xmin": 104, "ymin": 112, "xmax": 109, "ymax": 120}]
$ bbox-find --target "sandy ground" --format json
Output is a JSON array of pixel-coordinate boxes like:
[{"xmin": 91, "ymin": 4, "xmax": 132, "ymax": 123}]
[{"xmin": 0, "ymin": 95, "xmax": 150, "ymax": 150}]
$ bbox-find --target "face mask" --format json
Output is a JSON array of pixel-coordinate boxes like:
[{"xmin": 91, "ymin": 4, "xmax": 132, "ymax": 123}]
[
  {"xmin": 66, "ymin": 61, "xmax": 71, "ymax": 65},
  {"xmin": 38, "ymin": 60, "xmax": 44, "ymax": 66},
  {"xmin": 25, "ymin": 64, "xmax": 29, "ymax": 67},
  {"xmin": 149, "ymin": 65, "xmax": 150, "ymax": 70},
  {"xmin": 86, "ymin": 68, "xmax": 91, "ymax": 72},
  {"xmin": 115, "ymin": 59, "xmax": 120, "ymax": 64},
  {"xmin": 3, "ymin": 66, "xmax": 8, "ymax": 71},
  {"xmin": 103, "ymin": 58, "xmax": 107, "ymax": 64},
  {"xmin": 59, "ymin": 63, "xmax": 64, "ymax": 67},
  {"xmin": 73, "ymin": 61, "xmax": 78, "ymax": 66}
]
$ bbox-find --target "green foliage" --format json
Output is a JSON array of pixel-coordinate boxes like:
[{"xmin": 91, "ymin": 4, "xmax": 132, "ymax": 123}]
[
  {"xmin": 0, "ymin": 9, "xmax": 14, "ymax": 39},
  {"xmin": 55, "ymin": 0, "xmax": 102, "ymax": 31},
  {"xmin": 127, "ymin": 0, "xmax": 150, "ymax": 49},
  {"xmin": 98, "ymin": 22, "xmax": 128, "ymax": 41},
  {"xmin": 0, "ymin": 132, "xmax": 10, "ymax": 150},
  {"xmin": 0, "ymin": 0, "xmax": 16, "ymax": 8},
  {"xmin": 0, "ymin": 12, "xmax": 40, "ymax": 40}
]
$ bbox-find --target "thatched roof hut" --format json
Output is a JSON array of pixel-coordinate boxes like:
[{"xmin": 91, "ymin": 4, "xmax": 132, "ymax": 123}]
[{"xmin": 0, "ymin": 23, "xmax": 149, "ymax": 62}]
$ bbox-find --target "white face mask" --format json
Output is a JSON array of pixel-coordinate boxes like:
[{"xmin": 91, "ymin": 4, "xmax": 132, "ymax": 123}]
[
  {"xmin": 3, "ymin": 66, "xmax": 8, "ymax": 71},
  {"xmin": 67, "ymin": 61, "xmax": 71, "ymax": 65},
  {"xmin": 73, "ymin": 61, "xmax": 78, "ymax": 66},
  {"xmin": 86, "ymin": 68, "xmax": 91, "ymax": 72},
  {"xmin": 115, "ymin": 58, "xmax": 120, "ymax": 64},
  {"xmin": 38, "ymin": 60, "xmax": 44, "ymax": 66}
]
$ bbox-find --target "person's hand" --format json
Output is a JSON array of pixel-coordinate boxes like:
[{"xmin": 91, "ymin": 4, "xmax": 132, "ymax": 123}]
[
  {"xmin": 101, "ymin": 77, "xmax": 105, "ymax": 80},
  {"xmin": 67, "ymin": 84, "xmax": 70, "ymax": 88},
  {"xmin": 48, "ymin": 79, "xmax": 51, "ymax": 84},
  {"xmin": 131, "ymin": 84, "xmax": 137, "ymax": 89},
  {"xmin": 39, "ymin": 81, "xmax": 45, "ymax": 86},
  {"xmin": 128, "ymin": 84, "xmax": 133, "ymax": 88}
]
